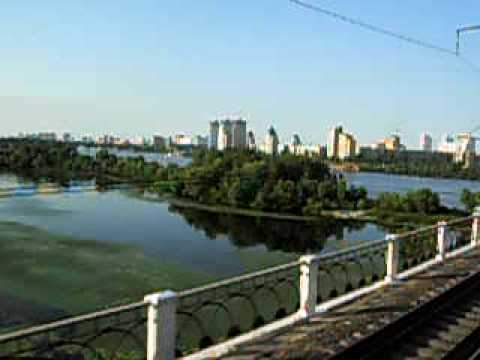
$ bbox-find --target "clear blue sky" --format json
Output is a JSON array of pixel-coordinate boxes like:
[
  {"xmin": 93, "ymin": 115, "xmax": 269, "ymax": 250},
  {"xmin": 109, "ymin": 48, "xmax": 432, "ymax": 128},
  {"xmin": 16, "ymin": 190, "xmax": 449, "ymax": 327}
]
[{"xmin": 1, "ymin": 0, "xmax": 479, "ymax": 148}]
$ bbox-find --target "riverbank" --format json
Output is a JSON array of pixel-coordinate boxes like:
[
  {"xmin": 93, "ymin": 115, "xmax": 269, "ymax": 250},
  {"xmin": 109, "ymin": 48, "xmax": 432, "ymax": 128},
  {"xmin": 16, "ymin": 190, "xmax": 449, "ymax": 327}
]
[
  {"xmin": 165, "ymin": 195, "xmax": 382, "ymax": 223},
  {"xmin": 163, "ymin": 195, "xmax": 463, "ymax": 228}
]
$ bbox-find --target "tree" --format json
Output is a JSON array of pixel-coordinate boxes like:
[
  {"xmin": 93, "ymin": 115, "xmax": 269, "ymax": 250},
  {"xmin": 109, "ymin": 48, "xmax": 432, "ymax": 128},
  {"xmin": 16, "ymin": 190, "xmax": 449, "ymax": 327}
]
[
  {"xmin": 376, "ymin": 189, "xmax": 441, "ymax": 215},
  {"xmin": 461, "ymin": 189, "xmax": 477, "ymax": 212}
]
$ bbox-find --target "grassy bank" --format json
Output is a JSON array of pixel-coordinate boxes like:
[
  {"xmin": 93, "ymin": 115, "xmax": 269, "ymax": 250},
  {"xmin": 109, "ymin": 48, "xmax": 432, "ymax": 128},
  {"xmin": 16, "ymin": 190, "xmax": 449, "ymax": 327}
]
[
  {"xmin": 0, "ymin": 220, "xmax": 213, "ymax": 329},
  {"xmin": 165, "ymin": 195, "xmax": 375, "ymax": 223},
  {"xmin": 370, "ymin": 209, "xmax": 468, "ymax": 228},
  {"xmin": 164, "ymin": 195, "xmax": 461, "ymax": 228}
]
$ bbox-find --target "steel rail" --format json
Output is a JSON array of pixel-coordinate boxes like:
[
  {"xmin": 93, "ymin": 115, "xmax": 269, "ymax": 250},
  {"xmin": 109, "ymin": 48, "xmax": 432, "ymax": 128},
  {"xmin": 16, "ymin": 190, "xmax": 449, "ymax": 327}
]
[{"xmin": 330, "ymin": 267, "xmax": 480, "ymax": 360}]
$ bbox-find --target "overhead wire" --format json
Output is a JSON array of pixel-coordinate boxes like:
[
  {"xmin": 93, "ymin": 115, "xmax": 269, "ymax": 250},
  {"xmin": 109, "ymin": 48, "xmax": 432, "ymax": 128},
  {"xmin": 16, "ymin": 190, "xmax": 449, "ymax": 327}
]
[
  {"xmin": 458, "ymin": 56, "xmax": 480, "ymax": 74},
  {"xmin": 289, "ymin": 0, "xmax": 457, "ymax": 56},
  {"xmin": 288, "ymin": 0, "xmax": 480, "ymax": 73}
]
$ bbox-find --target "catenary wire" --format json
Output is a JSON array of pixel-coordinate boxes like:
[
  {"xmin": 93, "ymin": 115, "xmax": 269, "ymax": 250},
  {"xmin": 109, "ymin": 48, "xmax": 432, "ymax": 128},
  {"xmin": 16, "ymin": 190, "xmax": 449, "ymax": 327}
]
[
  {"xmin": 288, "ymin": 0, "xmax": 458, "ymax": 56},
  {"xmin": 289, "ymin": 0, "xmax": 480, "ymax": 75}
]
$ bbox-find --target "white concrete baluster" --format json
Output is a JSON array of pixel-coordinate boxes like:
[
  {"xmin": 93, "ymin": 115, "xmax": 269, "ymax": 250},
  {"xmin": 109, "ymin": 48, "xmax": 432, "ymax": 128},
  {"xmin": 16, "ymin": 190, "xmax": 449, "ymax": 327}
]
[
  {"xmin": 299, "ymin": 255, "xmax": 319, "ymax": 318},
  {"xmin": 472, "ymin": 207, "xmax": 480, "ymax": 247},
  {"xmin": 385, "ymin": 234, "xmax": 399, "ymax": 284},
  {"xmin": 144, "ymin": 290, "xmax": 178, "ymax": 360},
  {"xmin": 437, "ymin": 221, "xmax": 448, "ymax": 262}
]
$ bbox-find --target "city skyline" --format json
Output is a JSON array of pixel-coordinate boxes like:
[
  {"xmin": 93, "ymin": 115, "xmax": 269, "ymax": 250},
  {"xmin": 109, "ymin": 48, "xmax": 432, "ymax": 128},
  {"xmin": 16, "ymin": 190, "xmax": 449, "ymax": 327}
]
[
  {"xmin": 6, "ymin": 125, "xmax": 473, "ymax": 152},
  {"xmin": 1, "ymin": 1, "xmax": 479, "ymax": 147}
]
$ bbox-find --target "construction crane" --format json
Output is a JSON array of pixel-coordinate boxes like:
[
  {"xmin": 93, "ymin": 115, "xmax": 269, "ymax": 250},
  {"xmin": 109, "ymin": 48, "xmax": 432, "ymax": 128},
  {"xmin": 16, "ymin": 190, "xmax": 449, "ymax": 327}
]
[{"xmin": 456, "ymin": 25, "xmax": 480, "ymax": 55}]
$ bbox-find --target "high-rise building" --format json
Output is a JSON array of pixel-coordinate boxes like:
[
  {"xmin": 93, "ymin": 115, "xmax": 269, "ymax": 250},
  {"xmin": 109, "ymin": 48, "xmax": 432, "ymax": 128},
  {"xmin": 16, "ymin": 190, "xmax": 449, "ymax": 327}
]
[
  {"xmin": 131, "ymin": 137, "xmax": 146, "ymax": 146},
  {"xmin": 438, "ymin": 134, "xmax": 456, "ymax": 154},
  {"xmin": 455, "ymin": 133, "xmax": 476, "ymax": 167},
  {"xmin": 97, "ymin": 134, "xmax": 115, "ymax": 145},
  {"xmin": 337, "ymin": 132, "xmax": 357, "ymax": 160},
  {"xmin": 153, "ymin": 135, "xmax": 166, "ymax": 150},
  {"xmin": 209, "ymin": 121, "xmax": 219, "ymax": 149},
  {"xmin": 328, "ymin": 126, "xmax": 357, "ymax": 159},
  {"xmin": 232, "ymin": 119, "xmax": 247, "ymax": 149},
  {"xmin": 327, "ymin": 126, "xmax": 343, "ymax": 158},
  {"xmin": 420, "ymin": 133, "xmax": 433, "ymax": 152},
  {"xmin": 247, "ymin": 131, "xmax": 256, "ymax": 150},
  {"xmin": 210, "ymin": 118, "xmax": 248, "ymax": 151},
  {"xmin": 113, "ymin": 136, "xmax": 125, "ymax": 146},
  {"xmin": 174, "ymin": 134, "xmax": 192, "ymax": 146},
  {"xmin": 218, "ymin": 120, "xmax": 233, "ymax": 150},
  {"xmin": 38, "ymin": 132, "xmax": 57, "ymax": 142},
  {"xmin": 376, "ymin": 134, "xmax": 401, "ymax": 152},
  {"xmin": 289, "ymin": 134, "xmax": 302, "ymax": 155},
  {"xmin": 264, "ymin": 126, "xmax": 279, "ymax": 155}
]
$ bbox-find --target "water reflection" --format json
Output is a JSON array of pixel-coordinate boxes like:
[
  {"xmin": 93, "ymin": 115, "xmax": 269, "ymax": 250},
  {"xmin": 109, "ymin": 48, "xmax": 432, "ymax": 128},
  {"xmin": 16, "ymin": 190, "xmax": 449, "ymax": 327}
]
[{"xmin": 168, "ymin": 205, "xmax": 372, "ymax": 254}]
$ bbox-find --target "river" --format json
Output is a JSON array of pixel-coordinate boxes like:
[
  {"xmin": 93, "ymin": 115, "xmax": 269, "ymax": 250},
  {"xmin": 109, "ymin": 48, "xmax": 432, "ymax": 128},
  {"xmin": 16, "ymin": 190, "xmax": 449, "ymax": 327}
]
[
  {"xmin": 0, "ymin": 170, "xmax": 478, "ymax": 330},
  {"xmin": 0, "ymin": 184, "xmax": 385, "ymax": 277},
  {"xmin": 0, "ymin": 173, "xmax": 387, "ymax": 330},
  {"xmin": 344, "ymin": 172, "xmax": 480, "ymax": 209}
]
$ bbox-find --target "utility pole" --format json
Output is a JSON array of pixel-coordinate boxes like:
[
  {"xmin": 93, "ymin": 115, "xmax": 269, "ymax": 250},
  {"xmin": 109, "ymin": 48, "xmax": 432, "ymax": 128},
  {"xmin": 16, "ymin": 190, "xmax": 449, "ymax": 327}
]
[{"xmin": 457, "ymin": 25, "xmax": 480, "ymax": 55}]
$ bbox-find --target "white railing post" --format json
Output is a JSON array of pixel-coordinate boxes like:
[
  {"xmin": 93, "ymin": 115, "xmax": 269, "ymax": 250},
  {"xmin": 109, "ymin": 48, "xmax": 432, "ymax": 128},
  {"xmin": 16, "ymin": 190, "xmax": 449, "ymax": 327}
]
[
  {"xmin": 299, "ymin": 255, "xmax": 319, "ymax": 318},
  {"xmin": 472, "ymin": 207, "xmax": 480, "ymax": 247},
  {"xmin": 385, "ymin": 234, "xmax": 399, "ymax": 284},
  {"xmin": 144, "ymin": 290, "xmax": 178, "ymax": 360},
  {"xmin": 437, "ymin": 221, "xmax": 448, "ymax": 262}
]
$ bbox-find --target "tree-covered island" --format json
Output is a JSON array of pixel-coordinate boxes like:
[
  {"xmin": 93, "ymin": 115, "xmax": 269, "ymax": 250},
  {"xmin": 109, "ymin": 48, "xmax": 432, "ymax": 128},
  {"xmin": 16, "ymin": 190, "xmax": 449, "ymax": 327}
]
[{"xmin": 0, "ymin": 139, "xmax": 470, "ymax": 226}]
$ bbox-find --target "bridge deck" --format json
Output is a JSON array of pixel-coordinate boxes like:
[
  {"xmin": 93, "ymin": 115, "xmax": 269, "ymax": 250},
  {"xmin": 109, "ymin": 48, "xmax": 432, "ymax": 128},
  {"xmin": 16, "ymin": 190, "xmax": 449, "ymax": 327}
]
[{"xmin": 223, "ymin": 248, "xmax": 480, "ymax": 360}]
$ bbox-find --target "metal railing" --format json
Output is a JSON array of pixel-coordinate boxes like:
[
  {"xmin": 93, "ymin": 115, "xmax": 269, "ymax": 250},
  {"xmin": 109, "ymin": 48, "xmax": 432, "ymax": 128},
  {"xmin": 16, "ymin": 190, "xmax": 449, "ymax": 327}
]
[{"xmin": 1, "ymin": 208, "xmax": 480, "ymax": 360}]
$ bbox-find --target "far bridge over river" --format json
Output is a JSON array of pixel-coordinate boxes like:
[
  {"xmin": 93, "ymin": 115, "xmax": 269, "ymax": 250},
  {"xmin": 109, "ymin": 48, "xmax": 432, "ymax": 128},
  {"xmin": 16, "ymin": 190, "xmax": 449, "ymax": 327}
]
[{"xmin": 2, "ymin": 208, "xmax": 480, "ymax": 359}]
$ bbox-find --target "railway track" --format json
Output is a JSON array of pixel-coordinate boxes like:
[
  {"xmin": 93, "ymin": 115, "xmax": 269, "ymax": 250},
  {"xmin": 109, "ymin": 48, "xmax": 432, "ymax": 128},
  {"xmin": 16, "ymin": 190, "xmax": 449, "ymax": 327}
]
[{"xmin": 330, "ymin": 268, "xmax": 480, "ymax": 360}]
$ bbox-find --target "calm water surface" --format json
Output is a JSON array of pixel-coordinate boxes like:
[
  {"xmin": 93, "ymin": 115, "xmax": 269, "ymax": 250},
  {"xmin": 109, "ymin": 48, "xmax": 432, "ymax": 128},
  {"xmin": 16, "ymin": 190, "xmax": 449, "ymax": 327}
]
[
  {"xmin": 0, "ymin": 184, "xmax": 385, "ymax": 277},
  {"xmin": 1, "ymin": 171, "xmax": 478, "ymax": 278},
  {"xmin": 344, "ymin": 172, "xmax": 480, "ymax": 209}
]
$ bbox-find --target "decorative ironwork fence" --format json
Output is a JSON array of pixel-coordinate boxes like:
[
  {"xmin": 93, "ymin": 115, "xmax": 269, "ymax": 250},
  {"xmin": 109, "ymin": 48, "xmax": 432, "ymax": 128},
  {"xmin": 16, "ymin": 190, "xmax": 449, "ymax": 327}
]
[{"xmin": 0, "ymin": 213, "xmax": 478, "ymax": 360}]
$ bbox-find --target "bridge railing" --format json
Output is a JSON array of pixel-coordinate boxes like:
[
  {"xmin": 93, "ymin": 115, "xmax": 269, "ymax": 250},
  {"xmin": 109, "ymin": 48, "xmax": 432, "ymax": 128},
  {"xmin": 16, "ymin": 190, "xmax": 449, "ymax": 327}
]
[
  {"xmin": 121, "ymin": 210, "xmax": 480, "ymax": 359},
  {"xmin": 315, "ymin": 239, "xmax": 387, "ymax": 304},
  {"xmin": 0, "ymin": 301, "xmax": 148, "ymax": 360},
  {"xmin": 175, "ymin": 262, "xmax": 300, "ymax": 357},
  {"xmin": 1, "ymin": 209, "xmax": 480, "ymax": 360},
  {"xmin": 446, "ymin": 217, "xmax": 474, "ymax": 251},
  {"xmin": 397, "ymin": 224, "xmax": 439, "ymax": 272}
]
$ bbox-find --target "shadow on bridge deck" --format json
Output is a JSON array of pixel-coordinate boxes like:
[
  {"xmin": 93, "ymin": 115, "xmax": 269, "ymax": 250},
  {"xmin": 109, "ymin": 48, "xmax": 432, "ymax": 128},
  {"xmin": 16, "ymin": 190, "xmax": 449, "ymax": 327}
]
[{"xmin": 223, "ymin": 249, "xmax": 480, "ymax": 360}]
